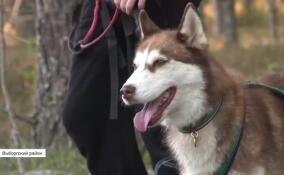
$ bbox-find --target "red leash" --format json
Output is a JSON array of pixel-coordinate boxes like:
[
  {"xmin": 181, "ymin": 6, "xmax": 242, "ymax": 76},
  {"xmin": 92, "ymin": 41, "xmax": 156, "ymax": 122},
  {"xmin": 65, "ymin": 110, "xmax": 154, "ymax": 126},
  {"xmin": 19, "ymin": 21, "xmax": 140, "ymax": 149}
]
[{"xmin": 80, "ymin": 0, "xmax": 120, "ymax": 49}]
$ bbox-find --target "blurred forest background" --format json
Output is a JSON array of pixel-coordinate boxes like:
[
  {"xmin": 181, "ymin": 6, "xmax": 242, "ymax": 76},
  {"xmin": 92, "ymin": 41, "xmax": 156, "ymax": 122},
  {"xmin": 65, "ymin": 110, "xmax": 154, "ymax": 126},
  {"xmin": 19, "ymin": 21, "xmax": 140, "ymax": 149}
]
[{"xmin": 0, "ymin": 0, "xmax": 283, "ymax": 174}]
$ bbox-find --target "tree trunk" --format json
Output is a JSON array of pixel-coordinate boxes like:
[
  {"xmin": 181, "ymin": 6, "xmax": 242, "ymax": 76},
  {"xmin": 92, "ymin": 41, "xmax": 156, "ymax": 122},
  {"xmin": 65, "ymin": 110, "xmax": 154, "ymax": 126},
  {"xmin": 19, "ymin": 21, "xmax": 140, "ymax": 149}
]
[
  {"xmin": 34, "ymin": 0, "xmax": 80, "ymax": 147},
  {"xmin": 222, "ymin": 0, "xmax": 238, "ymax": 44},
  {"xmin": 244, "ymin": 0, "xmax": 252, "ymax": 13},
  {"xmin": 267, "ymin": 0, "xmax": 278, "ymax": 42},
  {"xmin": 212, "ymin": 0, "xmax": 223, "ymax": 36}
]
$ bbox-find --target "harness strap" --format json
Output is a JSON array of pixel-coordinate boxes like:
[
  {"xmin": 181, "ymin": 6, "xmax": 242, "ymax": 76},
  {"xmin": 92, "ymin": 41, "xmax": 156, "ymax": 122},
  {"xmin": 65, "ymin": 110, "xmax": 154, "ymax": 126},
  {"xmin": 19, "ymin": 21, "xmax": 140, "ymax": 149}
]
[
  {"xmin": 68, "ymin": 2, "xmax": 84, "ymax": 54},
  {"xmin": 214, "ymin": 116, "xmax": 245, "ymax": 175},
  {"xmin": 100, "ymin": 0, "xmax": 119, "ymax": 120},
  {"xmin": 121, "ymin": 12, "xmax": 139, "ymax": 74},
  {"xmin": 245, "ymin": 81, "xmax": 284, "ymax": 96},
  {"xmin": 215, "ymin": 81, "xmax": 283, "ymax": 175}
]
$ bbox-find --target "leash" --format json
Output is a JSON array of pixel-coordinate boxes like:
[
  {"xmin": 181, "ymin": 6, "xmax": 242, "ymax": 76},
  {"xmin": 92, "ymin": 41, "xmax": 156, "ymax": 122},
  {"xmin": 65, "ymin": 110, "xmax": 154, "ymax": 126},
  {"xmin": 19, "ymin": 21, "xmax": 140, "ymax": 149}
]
[
  {"xmin": 68, "ymin": 0, "xmax": 120, "ymax": 53},
  {"xmin": 215, "ymin": 81, "xmax": 284, "ymax": 174},
  {"xmin": 79, "ymin": 0, "xmax": 120, "ymax": 49},
  {"xmin": 67, "ymin": 0, "xmax": 123, "ymax": 119},
  {"xmin": 214, "ymin": 115, "xmax": 245, "ymax": 175},
  {"xmin": 245, "ymin": 81, "xmax": 284, "ymax": 96}
]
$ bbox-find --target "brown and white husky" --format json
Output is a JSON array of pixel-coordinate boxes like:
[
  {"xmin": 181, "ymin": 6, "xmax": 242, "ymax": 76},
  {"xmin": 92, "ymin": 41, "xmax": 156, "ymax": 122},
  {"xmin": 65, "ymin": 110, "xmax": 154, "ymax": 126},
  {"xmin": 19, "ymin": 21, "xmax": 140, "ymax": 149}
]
[{"xmin": 121, "ymin": 3, "xmax": 284, "ymax": 175}]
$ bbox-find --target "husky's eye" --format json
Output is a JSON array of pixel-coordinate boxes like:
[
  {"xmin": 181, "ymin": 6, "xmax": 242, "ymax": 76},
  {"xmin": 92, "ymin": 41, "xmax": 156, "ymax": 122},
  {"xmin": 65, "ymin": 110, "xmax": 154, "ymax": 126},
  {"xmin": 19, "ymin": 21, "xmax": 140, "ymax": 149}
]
[{"xmin": 153, "ymin": 59, "xmax": 168, "ymax": 68}]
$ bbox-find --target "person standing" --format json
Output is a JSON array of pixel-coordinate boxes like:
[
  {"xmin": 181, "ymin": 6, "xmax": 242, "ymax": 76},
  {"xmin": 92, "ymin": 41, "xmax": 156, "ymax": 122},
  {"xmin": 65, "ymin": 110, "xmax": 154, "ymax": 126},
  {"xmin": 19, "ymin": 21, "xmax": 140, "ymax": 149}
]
[{"xmin": 63, "ymin": 0, "xmax": 201, "ymax": 175}]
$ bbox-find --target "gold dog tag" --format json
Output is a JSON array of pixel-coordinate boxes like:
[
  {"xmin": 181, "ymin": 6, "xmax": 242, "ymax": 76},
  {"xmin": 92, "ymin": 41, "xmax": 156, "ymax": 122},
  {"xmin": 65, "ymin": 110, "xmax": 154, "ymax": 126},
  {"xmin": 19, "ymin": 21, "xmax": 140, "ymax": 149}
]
[{"xmin": 191, "ymin": 131, "xmax": 199, "ymax": 147}]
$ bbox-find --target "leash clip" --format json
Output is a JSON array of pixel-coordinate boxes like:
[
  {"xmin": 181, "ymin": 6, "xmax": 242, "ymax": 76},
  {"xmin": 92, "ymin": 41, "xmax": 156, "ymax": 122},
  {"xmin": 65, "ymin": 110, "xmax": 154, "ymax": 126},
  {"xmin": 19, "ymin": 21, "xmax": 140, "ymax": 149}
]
[{"xmin": 68, "ymin": 39, "xmax": 84, "ymax": 54}]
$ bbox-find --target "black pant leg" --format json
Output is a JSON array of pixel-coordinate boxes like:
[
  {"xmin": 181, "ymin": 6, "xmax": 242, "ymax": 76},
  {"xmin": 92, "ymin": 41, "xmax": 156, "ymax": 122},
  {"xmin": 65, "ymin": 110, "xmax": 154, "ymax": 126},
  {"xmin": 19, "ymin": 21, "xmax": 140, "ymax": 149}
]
[
  {"xmin": 142, "ymin": 127, "xmax": 179, "ymax": 175},
  {"xmin": 63, "ymin": 0, "xmax": 147, "ymax": 174}
]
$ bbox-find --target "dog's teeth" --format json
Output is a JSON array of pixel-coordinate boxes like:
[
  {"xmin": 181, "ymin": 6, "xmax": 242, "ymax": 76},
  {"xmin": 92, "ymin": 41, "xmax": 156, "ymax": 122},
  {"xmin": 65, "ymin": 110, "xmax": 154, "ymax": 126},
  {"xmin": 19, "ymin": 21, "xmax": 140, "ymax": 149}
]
[
  {"xmin": 159, "ymin": 92, "xmax": 170, "ymax": 106},
  {"xmin": 164, "ymin": 92, "xmax": 170, "ymax": 98}
]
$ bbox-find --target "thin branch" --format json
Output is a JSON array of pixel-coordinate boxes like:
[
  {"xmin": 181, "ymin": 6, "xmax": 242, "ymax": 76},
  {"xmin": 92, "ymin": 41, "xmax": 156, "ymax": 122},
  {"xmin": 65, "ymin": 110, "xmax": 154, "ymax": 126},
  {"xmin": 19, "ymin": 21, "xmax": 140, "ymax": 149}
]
[
  {"xmin": 267, "ymin": 0, "xmax": 278, "ymax": 42},
  {"xmin": 4, "ymin": 9, "xmax": 35, "ymax": 14},
  {"xmin": 9, "ymin": 0, "xmax": 23, "ymax": 23},
  {"xmin": 17, "ymin": 110, "xmax": 38, "ymax": 124},
  {"xmin": 0, "ymin": 106, "xmax": 38, "ymax": 125},
  {"xmin": 6, "ymin": 32, "xmax": 34, "ymax": 45},
  {"xmin": 0, "ymin": 0, "xmax": 25, "ymax": 174},
  {"xmin": 15, "ymin": 112, "xmax": 37, "ymax": 125}
]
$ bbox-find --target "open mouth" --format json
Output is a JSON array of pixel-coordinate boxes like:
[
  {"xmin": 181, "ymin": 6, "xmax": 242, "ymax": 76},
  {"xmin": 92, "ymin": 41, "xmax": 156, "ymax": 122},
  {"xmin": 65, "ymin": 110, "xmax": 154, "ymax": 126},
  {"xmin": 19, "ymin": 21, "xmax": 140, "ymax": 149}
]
[{"xmin": 133, "ymin": 87, "xmax": 177, "ymax": 132}]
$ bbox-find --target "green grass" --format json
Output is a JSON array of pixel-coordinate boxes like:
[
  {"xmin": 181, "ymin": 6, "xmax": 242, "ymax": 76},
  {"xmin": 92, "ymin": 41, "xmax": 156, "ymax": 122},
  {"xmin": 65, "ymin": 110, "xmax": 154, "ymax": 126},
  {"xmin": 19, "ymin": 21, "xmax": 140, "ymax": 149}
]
[{"xmin": 212, "ymin": 43, "xmax": 284, "ymax": 79}]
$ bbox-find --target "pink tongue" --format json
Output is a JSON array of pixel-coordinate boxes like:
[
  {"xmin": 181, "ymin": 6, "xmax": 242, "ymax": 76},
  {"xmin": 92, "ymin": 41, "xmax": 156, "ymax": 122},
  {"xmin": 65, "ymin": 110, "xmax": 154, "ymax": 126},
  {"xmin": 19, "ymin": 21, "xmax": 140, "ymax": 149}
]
[{"xmin": 133, "ymin": 102, "xmax": 160, "ymax": 132}]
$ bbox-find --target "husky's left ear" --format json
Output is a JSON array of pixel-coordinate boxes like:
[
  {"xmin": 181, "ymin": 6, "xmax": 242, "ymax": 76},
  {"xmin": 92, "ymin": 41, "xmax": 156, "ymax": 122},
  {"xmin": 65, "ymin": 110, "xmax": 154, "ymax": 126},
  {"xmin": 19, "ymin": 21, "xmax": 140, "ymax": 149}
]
[
  {"xmin": 139, "ymin": 10, "xmax": 160, "ymax": 39},
  {"xmin": 177, "ymin": 3, "xmax": 208, "ymax": 50}
]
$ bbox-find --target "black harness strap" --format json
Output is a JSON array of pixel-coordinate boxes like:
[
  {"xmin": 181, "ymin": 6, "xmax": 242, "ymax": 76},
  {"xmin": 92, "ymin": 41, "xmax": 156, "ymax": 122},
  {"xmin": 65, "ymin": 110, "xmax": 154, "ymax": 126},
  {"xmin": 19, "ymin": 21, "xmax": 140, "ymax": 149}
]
[
  {"xmin": 121, "ymin": 12, "xmax": 138, "ymax": 75},
  {"xmin": 101, "ymin": 1, "xmax": 137, "ymax": 120},
  {"xmin": 68, "ymin": 2, "xmax": 84, "ymax": 54},
  {"xmin": 100, "ymin": 0, "xmax": 119, "ymax": 120}
]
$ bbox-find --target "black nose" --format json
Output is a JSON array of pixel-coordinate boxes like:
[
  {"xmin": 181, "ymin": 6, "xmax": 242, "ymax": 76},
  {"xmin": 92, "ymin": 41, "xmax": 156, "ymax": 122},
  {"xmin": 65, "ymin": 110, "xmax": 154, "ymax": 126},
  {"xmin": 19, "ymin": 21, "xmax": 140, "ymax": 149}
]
[{"xmin": 120, "ymin": 85, "xmax": 136, "ymax": 99}]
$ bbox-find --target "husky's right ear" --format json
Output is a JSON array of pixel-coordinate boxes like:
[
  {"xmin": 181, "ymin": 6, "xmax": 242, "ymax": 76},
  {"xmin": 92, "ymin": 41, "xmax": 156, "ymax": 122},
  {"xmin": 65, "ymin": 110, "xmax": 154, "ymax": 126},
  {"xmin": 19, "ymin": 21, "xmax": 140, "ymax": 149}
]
[
  {"xmin": 177, "ymin": 3, "xmax": 208, "ymax": 50},
  {"xmin": 139, "ymin": 10, "xmax": 160, "ymax": 39}
]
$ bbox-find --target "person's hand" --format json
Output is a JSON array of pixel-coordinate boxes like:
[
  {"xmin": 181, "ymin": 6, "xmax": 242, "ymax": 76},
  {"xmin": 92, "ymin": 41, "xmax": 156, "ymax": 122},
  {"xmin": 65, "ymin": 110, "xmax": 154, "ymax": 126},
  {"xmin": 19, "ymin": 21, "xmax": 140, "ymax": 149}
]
[{"xmin": 114, "ymin": 0, "xmax": 146, "ymax": 15}]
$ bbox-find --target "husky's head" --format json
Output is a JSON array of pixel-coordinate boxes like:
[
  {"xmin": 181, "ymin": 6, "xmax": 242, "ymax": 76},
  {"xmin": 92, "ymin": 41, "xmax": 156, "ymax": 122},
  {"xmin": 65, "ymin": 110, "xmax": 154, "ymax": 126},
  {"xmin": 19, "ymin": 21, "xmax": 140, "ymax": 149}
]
[{"xmin": 121, "ymin": 4, "xmax": 211, "ymax": 132}]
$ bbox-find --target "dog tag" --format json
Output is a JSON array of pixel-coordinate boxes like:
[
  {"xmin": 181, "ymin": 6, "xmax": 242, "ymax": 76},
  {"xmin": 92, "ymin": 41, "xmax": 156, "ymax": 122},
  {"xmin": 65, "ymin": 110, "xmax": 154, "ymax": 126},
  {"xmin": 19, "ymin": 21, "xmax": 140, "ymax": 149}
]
[{"xmin": 191, "ymin": 131, "xmax": 198, "ymax": 147}]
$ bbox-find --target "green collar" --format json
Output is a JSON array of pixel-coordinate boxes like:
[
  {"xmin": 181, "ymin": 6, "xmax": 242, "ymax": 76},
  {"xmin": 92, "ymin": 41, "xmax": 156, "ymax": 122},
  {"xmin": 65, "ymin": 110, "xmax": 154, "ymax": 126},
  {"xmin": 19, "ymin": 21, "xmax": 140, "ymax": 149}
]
[
  {"xmin": 179, "ymin": 97, "xmax": 245, "ymax": 175},
  {"xmin": 179, "ymin": 98, "xmax": 224, "ymax": 134}
]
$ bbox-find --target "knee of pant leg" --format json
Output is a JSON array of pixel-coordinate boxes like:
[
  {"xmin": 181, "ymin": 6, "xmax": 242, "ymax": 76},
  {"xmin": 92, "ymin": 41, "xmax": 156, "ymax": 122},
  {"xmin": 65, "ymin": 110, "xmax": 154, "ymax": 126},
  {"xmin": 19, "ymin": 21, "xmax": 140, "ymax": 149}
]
[
  {"xmin": 62, "ymin": 102, "xmax": 73, "ymax": 135},
  {"xmin": 62, "ymin": 98, "xmax": 88, "ymax": 140},
  {"xmin": 62, "ymin": 91, "xmax": 109, "ymax": 138},
  {"xmin": 62, "ymin": 95, "xmax": 79, "ymax": 136}
]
